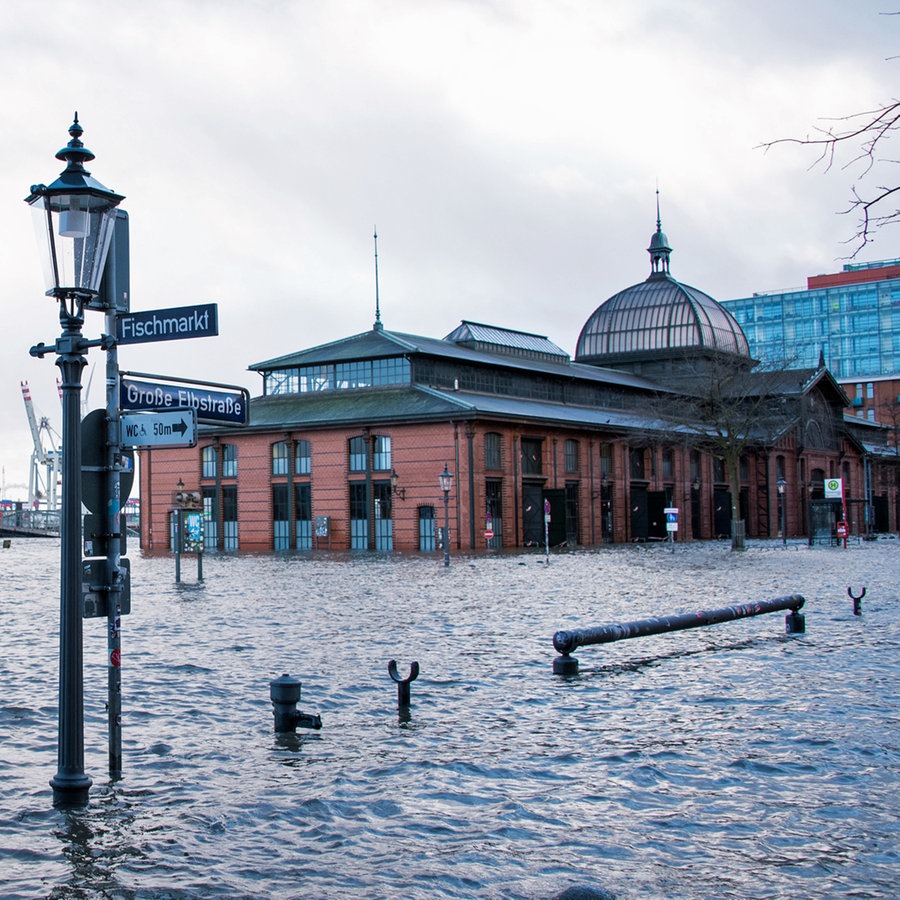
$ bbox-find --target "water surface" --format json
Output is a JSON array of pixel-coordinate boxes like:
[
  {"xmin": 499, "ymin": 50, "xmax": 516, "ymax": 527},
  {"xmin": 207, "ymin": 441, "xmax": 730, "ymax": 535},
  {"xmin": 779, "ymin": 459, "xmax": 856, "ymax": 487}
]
[{"xmin": 1, "ymin": 540, "xmax": 897, "ymax": 898}]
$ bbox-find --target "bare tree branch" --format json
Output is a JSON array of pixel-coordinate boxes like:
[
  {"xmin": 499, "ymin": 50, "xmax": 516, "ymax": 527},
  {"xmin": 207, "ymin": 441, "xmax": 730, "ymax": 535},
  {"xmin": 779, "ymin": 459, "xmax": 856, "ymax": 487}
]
[{"xmin": 758, "ymin": 98, "xmax": 900, "ymax": 256}]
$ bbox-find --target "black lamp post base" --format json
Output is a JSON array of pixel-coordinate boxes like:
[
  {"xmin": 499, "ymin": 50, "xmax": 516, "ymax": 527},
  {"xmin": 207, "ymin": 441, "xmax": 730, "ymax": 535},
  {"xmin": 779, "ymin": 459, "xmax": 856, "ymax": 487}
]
[{"xmin": 50, "ymin": 771, "xmax": 92, "ymax": 808}]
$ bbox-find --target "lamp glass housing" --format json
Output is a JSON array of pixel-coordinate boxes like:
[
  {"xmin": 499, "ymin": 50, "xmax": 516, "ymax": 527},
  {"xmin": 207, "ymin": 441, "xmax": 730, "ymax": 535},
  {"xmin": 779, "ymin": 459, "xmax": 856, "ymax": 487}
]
[
  {"xmin": 439, "ymin": 466, "xmax": 453, "ymax": 493},
  {"xmin": 29, "ymin": 189, "xmax": 119, "ymax": 297}
]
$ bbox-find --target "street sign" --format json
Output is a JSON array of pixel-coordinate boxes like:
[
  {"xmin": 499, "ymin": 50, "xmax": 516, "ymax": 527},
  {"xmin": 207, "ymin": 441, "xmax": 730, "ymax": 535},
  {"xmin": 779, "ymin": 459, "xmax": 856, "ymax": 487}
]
[
  {"xmin": 117, "ymin": 303, "xmax": 218, "ymax": 345},
  {"xmin": 121, "ymin": 409, "xmax": 197, "ymax": 447},
  {"xmin": 825, "ymin": 478, "xmax": 843, "ymax": 499},
  {"xmin": 665, "ymin": 507, "xmax": 679, "ymax": 532},
  {"xmin": 120, "ymin": 376, "xmax": 249, "ymax": 425}
]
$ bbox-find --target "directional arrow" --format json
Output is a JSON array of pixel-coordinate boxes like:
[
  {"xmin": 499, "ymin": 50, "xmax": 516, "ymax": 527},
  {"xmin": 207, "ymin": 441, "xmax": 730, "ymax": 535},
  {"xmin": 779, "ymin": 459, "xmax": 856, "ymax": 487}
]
[{"xmin": 120, "ymin": 409, "xmax": 197, "ymax": 447}]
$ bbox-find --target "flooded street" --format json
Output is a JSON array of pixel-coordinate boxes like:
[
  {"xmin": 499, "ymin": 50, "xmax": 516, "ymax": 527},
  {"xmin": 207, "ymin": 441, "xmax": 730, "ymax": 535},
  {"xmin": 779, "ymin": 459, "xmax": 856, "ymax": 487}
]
[{"xmin": 1, "ymin": 539, "xmax": 898, "ymax": 898}]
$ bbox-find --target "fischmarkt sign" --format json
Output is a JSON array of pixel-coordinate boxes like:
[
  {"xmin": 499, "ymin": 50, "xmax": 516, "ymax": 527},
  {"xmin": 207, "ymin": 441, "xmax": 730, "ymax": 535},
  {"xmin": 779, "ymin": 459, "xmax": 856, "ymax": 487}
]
[{"xmin": 824, "ymin": 478, "xmax": 843, "ymax": 499}]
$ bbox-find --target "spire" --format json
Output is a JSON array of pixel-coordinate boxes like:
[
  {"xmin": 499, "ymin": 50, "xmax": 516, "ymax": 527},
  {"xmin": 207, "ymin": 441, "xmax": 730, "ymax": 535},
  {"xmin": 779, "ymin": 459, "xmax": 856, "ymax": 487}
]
[
  {"xmin": 373, "ymin": 226, "xmax": 383, "ymax": 331},
  {"xmin": 647, "ymin": 188, "xmax": 672, "ymax": 278},
  {"xmin": 818, "ymin": 347, "xmax": 826, "ymax": 369}
]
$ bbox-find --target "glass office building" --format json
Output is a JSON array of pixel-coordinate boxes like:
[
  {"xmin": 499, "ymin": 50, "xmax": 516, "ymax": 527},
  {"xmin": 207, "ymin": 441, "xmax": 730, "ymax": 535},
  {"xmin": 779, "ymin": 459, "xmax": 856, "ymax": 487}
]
[{"xmin": 723, "ymin": 259, "xmax": 900, "ymax": 380}]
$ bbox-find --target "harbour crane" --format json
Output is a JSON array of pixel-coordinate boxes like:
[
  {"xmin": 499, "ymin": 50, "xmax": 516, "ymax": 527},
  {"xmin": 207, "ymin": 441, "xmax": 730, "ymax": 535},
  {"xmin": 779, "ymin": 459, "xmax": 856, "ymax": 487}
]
[{"xmin": 20, "ymin": 380, "xmax": 61, "ymax": 511}]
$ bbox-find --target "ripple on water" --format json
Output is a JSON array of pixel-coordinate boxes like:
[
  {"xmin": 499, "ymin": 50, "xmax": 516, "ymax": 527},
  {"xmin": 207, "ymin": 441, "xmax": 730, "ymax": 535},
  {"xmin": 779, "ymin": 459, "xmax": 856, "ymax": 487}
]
[{"xmin": 0, "ymin": 542, "xmax": 898, "ymax": 899}]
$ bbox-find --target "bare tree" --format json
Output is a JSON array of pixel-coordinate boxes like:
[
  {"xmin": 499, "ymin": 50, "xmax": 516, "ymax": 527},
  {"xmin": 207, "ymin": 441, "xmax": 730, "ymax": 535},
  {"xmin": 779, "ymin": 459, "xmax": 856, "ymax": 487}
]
[{"xmin": 647, "ymin": 357, "xmax": 805, "ymax": 550}]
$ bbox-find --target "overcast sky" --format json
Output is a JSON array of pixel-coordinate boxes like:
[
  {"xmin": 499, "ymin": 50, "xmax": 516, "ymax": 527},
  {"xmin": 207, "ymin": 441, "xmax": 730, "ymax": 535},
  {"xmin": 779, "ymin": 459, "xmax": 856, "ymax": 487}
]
[{"xmin": 1, "ymin": 0, "xmax": 896, "ymax": 499}]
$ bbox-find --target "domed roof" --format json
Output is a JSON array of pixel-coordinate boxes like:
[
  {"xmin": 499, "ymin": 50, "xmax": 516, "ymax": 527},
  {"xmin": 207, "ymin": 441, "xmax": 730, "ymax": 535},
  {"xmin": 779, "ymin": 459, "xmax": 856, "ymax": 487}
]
[{"xmin": 575, "ymin": 207, "xmax": 750, "ymax": 369}]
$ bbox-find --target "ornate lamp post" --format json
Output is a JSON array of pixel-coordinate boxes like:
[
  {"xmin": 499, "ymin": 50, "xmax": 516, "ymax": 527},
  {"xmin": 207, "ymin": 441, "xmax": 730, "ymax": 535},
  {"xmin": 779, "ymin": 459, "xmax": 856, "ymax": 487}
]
[
  {"xmin": 439, "ymin": 465, "xmax": 453, "ymax": 567},
  {"xmin": 27, "ymin": 116, "xmax": 124, "ymax": 807},
  {"xmin": 777, "ymin": 477, "xmax": 787, "ymax": 546}
]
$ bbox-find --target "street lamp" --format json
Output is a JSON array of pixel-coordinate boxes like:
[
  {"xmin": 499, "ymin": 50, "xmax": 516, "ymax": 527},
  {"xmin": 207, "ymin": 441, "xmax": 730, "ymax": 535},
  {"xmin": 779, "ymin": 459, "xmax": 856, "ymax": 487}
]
[
  {"xmin": 439, "ymin": 464, "xmax": 453, "ymax": 567},
  {"xmin": 27, "ymin": 116, "xmax": 124, "ymax": 807},
  {"xmin": 777, "ymin": 477, "xmax": 787, "ymax": 546}
]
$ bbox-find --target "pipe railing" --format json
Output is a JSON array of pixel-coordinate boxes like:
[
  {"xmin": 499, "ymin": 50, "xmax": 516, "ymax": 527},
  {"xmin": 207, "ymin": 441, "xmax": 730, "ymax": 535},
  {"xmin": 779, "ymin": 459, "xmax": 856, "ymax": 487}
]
[{"xmin": 553, "ymin": 594, "xmax": 806, "ymax": 675}]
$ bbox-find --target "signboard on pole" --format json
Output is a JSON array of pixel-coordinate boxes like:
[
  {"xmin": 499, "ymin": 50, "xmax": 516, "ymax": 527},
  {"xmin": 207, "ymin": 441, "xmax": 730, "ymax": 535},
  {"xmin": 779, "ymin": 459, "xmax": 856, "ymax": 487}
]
[
  {"xmin": 824, "ymin": 478, "xmax": 843, "ymax": 499},
  {"xmin": 121, "ymin": 410, "xmax": 197, "ymax": 447},
  {"xmin": 665, "ymin": 507, "xmax": 679, "ymax": 532},
  {"xmin": 120, "ymin": 375, "xmax": 249, "ymax": 426},
  {"xmin": 117, "ymin": 303, "xmax": 218, "ymax": 345}
]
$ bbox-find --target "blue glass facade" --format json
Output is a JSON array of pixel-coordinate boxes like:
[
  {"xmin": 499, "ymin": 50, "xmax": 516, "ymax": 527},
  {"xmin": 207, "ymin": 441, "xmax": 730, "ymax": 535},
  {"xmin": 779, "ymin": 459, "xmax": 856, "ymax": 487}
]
[{"xmin": 723, "ymin": 261, "xmax": 900, "ymax": 380}]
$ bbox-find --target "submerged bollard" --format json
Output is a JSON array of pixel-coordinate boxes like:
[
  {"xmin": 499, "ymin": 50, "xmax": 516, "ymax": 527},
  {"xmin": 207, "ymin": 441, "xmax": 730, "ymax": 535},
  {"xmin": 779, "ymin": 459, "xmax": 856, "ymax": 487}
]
[
  {"xmin": 388, "ymin": 659, "xmax": 419, "ymax": 709},
  {"xmin": 553, "ymin": 594, "xmax": 806, "ymax": 675},
  {"xmin": 269, "ymin": 674, "xmax": 322, "ymax": 732},
  {"xmin": 848, "ymin": 586, "xmax": 865, "ymax": 616}
]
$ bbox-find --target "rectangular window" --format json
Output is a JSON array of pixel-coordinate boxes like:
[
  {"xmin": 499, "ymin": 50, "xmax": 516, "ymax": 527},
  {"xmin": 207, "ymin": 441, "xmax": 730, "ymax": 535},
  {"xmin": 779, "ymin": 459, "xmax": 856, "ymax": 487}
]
[
  {"xmin": 564, "ymin": 439, "xmax": 579, "ymax": 474},
  {"xmin": 349, "ymin": 482, "xmax": 368, "ymax": 551},
  {"xmin": 662, "ymin": 448, "xmax": 674, "ymax": 480},
  {"xmin": 273, "ymin": 484, "xmax": 290, "ymax": 551},
  {"xmin": 295, "ymin": 483, "xmax": 312, "ymax": 550},
  {"xmin": 629, "ymin": 448, "xmax": 645, "ymax": 480},
  {"xmin": 484, "ymin": 433, "xmax": 502, "ymax": 470},
  {"xmin": 867, "ymin": 382, "xmax": 875, "ymax": 399},
  {"xmin": 521, "ymin": 438, "xmax": 543, "ymax": 475},
  {"xmin": 221, "ymin": 485, "xmax": 238, "ymax": 550},
  {"xmin": 600, "ymin": 444, "xmax": 614, "ymax": 479}
]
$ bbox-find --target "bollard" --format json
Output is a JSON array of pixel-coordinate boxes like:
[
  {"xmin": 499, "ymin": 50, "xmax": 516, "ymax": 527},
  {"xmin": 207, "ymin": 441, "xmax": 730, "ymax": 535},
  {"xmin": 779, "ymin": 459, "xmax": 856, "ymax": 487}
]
[
  {"xmin": 269, "ymin": 673, "xmax": 322, "ymax": 733},
  {"xmin": 848, "ymin": 586, "xmax": 865, "ymax": 616},
  {"xmin": 553, "ymin": 595, "xmax": 806, "ymax": 674},
  {"xmin": 388, "ymin": 659, "xmax": 419, "ymax": 709}
]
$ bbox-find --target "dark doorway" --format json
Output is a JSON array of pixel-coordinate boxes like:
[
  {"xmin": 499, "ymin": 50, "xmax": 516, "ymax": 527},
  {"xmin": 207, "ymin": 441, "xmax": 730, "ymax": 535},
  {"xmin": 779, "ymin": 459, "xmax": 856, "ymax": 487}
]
[
  {"xmin": 647, "ymin": 490, "xmax": 667, "ymax": 540},
  {"xmin": 630, "ymin": 485, "xmax": 649, "ymax": 540},
  {"xmin": 522, "ymin": 483, "xmax": 544, "ymax": 546},
  {"xmin": 713, "ymin": 490, "xmax": 732, "ymax": 539}
]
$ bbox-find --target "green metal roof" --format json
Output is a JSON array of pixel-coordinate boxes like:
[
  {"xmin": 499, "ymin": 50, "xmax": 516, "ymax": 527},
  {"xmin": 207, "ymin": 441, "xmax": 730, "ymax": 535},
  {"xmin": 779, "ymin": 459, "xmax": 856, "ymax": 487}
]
[{"xmin": 249, "ymin": 325, "xmax": 665, "ymax": 393}]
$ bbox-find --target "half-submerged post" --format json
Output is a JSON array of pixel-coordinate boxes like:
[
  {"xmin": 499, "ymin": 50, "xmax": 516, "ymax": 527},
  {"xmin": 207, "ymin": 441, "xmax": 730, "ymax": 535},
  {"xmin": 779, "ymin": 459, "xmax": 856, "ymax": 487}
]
[{"xmin": 553, "ymin": 594, "xmax": 806, "ymax": 675}]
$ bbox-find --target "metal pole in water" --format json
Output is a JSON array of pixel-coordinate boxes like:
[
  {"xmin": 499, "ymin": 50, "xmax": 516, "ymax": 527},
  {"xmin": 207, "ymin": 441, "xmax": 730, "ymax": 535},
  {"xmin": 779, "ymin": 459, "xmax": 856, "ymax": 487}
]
[{"xmin": 553, "ymin": 594, "xmax": 806, "ymax": 674}]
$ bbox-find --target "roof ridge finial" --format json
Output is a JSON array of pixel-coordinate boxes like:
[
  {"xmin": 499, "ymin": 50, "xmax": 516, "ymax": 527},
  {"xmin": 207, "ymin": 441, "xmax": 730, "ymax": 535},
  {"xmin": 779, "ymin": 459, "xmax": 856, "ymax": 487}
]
[
  {"xmin": 373, "ymin": 226, "xmax": 383, "ymax": 332},
  {"xmin": 647, "ymin": 186, "xmax": 672, "ymax": 279}
]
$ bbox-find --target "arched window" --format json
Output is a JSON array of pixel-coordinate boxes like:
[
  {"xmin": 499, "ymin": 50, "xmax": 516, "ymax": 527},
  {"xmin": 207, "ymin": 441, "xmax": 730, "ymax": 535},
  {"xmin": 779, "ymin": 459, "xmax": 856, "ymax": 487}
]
[
  {"xmin": 295, "ymin": 439, "xmax": 311, "ymax": 475},
  {"xmin": 373, "ymin": 435, "xmax": 391, "ymax": 471},
  {"xmin": 349, "ymin": 436, "xmax": 367, "ymax": 472},
  {"xmin": 201, "ymin": 445, "xmax": 216, "ymax": 479},
  {"xmin": 272, "ymin": 441, "xmax": 289, "ymax": 476},
  {"xmin": 222, "ymin": 444, "xmax": 237, "ymax": 478}
]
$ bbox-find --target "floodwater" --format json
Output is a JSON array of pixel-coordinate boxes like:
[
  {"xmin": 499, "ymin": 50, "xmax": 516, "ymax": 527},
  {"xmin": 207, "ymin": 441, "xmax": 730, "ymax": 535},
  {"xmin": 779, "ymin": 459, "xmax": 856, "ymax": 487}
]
[{"xmin": 0, "ymin": 538, "xmax": 897, "ymax": 899}]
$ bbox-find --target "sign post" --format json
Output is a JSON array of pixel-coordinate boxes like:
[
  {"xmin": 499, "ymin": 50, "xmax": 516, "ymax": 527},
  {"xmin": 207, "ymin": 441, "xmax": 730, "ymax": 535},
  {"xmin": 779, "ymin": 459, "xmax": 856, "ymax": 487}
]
[
  {"xmin": 825, "ymin": 478, "xmax": 847, "ymax": 548},
  {"xmin": 665, "ymin": 507, "xmax": 679, "ymax": 552},
  {"xmin": 544, "ymin": 498, "xmax": 551, "ymax": 565}
]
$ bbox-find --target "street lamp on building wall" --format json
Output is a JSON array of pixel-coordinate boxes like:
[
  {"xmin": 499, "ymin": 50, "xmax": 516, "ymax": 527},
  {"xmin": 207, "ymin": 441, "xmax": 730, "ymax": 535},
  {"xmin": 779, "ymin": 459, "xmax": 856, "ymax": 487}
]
[
  {"xmin": 390, "ymin": 468, "xmax": 406, "ymax": 501},
  {"xmin": 27, "ymin": 116, "xmax": 124, "ymax": 807},
  {"xmin": 777, "ymin": 477, "xmax": 787, "ymax": 546},
  {"xmin": 439, "ymin": 465, "xmax": 453, "ymax": 567}
]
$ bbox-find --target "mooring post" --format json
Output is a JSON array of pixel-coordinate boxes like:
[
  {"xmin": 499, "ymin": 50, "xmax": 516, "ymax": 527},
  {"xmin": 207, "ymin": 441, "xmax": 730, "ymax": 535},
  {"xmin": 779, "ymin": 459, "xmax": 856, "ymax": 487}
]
[
  {"xmin": 553, "ymin": 595, "xmax": 807, "ymax": 674},
  {"xmin": 388, "ymin": 659, "xmax": 419, "ymax": 708},
  {"xmin": 269, "ymin": 674, "xmax": 322, "ymax": 733},
  {"xmin": 848, "ymin": 586, "xmax": 865, "ymax": 616}
]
